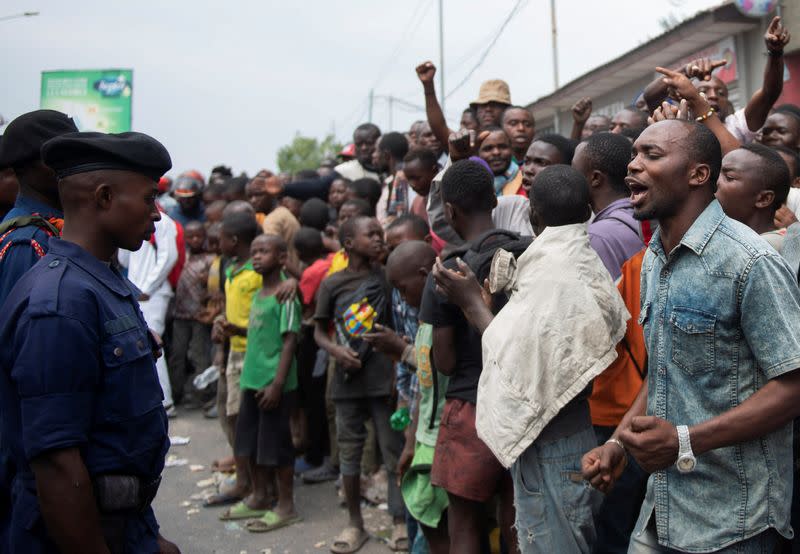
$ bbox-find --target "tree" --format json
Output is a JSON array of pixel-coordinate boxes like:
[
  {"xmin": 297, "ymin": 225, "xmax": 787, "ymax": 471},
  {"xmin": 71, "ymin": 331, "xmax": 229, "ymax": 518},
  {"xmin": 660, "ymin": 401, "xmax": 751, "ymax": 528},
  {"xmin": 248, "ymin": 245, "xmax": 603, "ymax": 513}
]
[{"xmin": 276, "ymin": 133, "xmax": 343, "ymax": 174}]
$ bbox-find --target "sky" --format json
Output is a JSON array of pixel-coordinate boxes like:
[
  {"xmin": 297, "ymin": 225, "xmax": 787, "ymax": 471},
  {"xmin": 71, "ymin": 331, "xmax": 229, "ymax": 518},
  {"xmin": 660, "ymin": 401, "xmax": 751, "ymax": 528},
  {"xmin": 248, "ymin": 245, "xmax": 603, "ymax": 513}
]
[{"xmin": 0, "ymin": 0, "xmax": 722, "ymax": 178}]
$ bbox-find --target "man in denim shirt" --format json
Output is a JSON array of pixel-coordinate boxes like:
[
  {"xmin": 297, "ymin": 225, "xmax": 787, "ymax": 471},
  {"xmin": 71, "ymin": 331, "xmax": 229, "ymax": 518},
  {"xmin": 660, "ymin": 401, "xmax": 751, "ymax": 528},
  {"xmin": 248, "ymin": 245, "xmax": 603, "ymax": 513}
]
[{"xmin": 583, "ymin": 120, "xmax": 800, "ymax": 553}]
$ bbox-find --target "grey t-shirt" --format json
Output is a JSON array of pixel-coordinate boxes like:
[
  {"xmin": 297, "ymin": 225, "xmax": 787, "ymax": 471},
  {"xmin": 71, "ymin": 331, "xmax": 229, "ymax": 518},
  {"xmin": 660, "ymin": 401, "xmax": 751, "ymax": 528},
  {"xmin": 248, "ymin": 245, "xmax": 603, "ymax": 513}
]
[{"xmin": 314, "ymin": 267, "xmax": 394, "ymax": 400}]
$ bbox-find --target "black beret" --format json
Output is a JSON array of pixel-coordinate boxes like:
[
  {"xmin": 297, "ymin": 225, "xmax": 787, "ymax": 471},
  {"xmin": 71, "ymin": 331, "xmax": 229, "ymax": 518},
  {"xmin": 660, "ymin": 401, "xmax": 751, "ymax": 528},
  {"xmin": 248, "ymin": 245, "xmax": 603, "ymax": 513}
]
[
  {"xmin": 0, "ymin": 110, "xmax": 78, "ymax": 169},
  {"xmin": 41, "ymin": 131, "xmax": 172, "ymax": 182}
]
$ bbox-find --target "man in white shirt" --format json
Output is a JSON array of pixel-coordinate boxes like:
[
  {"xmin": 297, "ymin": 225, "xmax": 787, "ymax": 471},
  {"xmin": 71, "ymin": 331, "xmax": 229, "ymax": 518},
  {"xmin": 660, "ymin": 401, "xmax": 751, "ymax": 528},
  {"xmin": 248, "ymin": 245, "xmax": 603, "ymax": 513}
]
[{"xmin": 118, "ymin": 210, "xmax": 179, "ymax": 412}]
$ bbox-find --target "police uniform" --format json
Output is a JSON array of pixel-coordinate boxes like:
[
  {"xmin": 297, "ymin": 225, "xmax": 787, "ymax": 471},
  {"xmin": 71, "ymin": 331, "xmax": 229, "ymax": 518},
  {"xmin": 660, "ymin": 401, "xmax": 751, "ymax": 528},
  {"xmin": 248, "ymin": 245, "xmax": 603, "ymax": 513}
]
[
  {"xmin": 0, "ymin": 131, "xmax": 172, "ymax": 553},
  {"xmin": 0, "ymin": 110, "xmax": 78, "ymax": 307}
]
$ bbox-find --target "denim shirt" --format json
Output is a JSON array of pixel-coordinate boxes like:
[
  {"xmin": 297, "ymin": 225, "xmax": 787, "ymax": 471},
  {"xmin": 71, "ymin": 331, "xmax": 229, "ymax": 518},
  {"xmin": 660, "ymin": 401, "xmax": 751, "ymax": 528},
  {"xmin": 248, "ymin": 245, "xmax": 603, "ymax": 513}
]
[{"xmin": 635, "ymin": 200, "xmax": 800, "ymax": 551}]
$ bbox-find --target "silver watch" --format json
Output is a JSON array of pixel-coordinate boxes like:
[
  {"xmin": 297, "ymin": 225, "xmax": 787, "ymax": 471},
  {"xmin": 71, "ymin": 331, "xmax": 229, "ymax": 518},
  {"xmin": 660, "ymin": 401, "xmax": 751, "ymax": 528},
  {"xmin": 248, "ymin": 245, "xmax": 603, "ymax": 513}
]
[{"xmin": 676, "ymin": 425, "xmax": 696, "ymax": 473}]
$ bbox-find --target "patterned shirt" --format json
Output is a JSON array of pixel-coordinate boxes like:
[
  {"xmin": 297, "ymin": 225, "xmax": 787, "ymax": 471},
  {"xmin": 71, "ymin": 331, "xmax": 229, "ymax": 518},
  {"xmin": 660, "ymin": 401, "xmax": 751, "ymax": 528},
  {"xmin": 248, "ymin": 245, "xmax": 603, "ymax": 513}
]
[
  {"xmin": 393, "ymin": 289, "xmax": 419, "ymax": 411},
  {"xmin": 173, "ymin": 251, "xmax": 214, "ymax": 320}
]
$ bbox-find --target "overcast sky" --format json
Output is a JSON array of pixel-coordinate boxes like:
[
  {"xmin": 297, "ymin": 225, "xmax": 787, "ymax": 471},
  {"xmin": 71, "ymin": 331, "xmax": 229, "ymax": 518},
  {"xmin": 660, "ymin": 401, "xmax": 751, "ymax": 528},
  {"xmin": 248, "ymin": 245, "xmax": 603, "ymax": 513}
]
[{"xmin": 1, "ymin": 0, "xmax": 721, "ymax": 178}]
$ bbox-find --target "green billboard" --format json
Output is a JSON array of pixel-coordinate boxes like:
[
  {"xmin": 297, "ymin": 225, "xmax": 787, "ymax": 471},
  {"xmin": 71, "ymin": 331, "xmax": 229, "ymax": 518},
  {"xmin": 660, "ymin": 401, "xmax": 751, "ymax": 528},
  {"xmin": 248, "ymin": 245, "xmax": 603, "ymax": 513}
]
[{"xmin": 40, "ymin": 69, "xmax": 133, "ymax": 133}]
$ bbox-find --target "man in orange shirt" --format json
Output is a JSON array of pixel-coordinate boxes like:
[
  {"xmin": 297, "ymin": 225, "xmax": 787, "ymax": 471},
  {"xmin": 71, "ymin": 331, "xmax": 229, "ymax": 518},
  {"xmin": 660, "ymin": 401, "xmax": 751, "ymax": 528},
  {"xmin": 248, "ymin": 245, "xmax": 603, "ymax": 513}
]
[{"xmin": 588, "ymin": 249, "xmax": 648, "ymax": 553}]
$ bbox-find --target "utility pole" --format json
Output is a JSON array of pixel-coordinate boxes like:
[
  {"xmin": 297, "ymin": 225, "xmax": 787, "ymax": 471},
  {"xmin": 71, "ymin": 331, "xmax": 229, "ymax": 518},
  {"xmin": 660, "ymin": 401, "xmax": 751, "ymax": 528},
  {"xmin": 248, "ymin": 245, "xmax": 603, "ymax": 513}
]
[
  {"xmin": 368, "ymin": 89, "xmax": 374, "ymax": 123},
  {"xmin": 550, "ymin": 0, "xmax": 559, "ymax": 90},
  {"xmin": 439, "ymin": 0, "xmax": 445, "ymax": 116}
]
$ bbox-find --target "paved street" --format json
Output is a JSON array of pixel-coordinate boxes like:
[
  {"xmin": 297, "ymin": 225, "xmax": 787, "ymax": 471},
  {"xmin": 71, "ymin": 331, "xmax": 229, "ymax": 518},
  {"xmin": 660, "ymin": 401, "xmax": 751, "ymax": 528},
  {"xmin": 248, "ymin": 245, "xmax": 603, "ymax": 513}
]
[{"xmin": 154, "ymin": 409, "xmax": 397, "ymax": 554}]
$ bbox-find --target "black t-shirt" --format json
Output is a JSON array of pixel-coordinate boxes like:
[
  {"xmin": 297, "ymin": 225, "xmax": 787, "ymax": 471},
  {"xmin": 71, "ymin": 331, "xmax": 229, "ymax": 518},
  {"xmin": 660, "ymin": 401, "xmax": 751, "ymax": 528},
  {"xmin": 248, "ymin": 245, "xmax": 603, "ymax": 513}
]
[
  {"xmin": 314, "ymin": 267, "xmax": 394, "ymax": 400},
  {"xmin": 418, "ymin": 230, "xmax": 521, "ymax": 404}
]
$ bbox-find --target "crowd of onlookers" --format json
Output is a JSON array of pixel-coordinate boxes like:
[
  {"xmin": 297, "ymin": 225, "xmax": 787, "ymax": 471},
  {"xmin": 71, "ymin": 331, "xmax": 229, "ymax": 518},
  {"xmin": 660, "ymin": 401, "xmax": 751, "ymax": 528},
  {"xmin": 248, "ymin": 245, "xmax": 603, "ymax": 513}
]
[{"xmin": 3, "ymin": 13, "xmax": 800, "ymax": 554}]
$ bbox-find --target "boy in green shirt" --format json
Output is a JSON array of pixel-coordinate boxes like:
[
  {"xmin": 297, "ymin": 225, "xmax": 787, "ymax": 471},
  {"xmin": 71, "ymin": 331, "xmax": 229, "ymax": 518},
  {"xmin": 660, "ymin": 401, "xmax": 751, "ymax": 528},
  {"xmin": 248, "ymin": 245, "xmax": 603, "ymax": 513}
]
[{"xmin": 234, "ymin": 233, "xmax": 302, "ymax": 532}]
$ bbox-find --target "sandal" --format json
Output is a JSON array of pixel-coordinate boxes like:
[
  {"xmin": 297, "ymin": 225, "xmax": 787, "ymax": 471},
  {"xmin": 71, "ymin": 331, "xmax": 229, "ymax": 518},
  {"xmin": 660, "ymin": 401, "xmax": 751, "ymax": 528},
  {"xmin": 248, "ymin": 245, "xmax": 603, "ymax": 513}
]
[
  {"xmin": 245, "ymin": 510, "xmax": 302, "ymax": 533},
  {"xmin": 330, "ymin": 526, "xmax": 369, "ymax": 554},
  {"xmin": 388, "ymin": 522, "xmax": 409, "ymax": 552},
  {"xmin": 218, "ymin": 501, "xmax": 269, "ymax": 521},
  {"xmin": 202, "ymin": 492, "xmax": 241, "ymax": 508}
]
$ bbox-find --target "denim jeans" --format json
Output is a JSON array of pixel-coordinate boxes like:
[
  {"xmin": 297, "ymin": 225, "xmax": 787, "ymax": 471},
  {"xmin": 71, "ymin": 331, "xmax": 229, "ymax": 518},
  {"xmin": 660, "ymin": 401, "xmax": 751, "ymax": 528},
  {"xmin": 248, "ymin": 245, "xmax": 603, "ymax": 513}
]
[
  {"xmin": 628, "ymin": 519, "xmax": 778, "ymax": 554},
  {"xmin": 511, "ymin": 425, "xmax": 602, "ymax": 554}
]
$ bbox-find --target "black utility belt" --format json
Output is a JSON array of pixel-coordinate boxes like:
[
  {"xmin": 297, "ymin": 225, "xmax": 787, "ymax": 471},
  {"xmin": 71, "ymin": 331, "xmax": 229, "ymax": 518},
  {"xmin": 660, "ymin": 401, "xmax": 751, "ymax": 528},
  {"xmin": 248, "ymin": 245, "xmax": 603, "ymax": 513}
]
[{"xmin": 93, "ymin": 474, "xmax": 162, "ymax": 514}]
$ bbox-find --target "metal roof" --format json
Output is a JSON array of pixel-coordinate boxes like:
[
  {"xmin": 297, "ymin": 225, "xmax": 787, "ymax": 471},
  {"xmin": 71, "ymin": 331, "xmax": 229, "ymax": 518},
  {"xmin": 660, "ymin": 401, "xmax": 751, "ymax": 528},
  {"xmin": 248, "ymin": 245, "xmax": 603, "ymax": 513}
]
[{"xmin": 526, "ymin": 2, "xmax": 759, "ymax": 119}]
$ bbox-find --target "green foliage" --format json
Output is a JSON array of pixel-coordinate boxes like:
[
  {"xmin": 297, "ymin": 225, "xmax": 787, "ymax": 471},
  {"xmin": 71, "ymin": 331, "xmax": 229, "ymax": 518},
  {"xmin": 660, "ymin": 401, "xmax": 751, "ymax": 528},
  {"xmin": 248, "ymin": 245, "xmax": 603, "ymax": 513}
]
[{"xmin": 276, "ymin": 133, "xmax": 343, "ymax": 174}]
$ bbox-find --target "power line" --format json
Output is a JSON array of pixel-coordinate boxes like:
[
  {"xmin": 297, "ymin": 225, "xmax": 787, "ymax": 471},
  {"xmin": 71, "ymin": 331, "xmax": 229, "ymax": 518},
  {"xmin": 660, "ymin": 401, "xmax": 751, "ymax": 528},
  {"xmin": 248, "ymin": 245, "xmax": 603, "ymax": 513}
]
[
  {"xmin": 445, "ymin": 0, "xmax": 528, "ymax": 99},
  {"xmin": 370, "ymin": 0, "xmax": 433, "ymax": 91}
]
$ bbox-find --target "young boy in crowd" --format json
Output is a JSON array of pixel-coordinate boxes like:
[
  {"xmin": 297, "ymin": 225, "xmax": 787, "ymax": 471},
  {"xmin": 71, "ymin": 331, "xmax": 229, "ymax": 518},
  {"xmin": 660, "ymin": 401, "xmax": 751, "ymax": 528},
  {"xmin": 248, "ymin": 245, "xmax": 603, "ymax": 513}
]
[
  {"xmin": 418, "ymin": 159, "xmax": 522, "ymax": 554},
  {"xmin": 234, "ymin": 234, "xmax": 302, "ymax": 533},
  {"xmin": 211, "ymin": 212, "xmax": 263, "ymax": 513},
  {"xmin": 366, "ymin": 241, "xmax": 450, "ymax": 554},
  {"xmin": 313, "ymin": 216, "xmax": 406, "ymax": 553},
  {"xmin": 328, "ymin": 176, "xmax": 350, "ymax": 216},
  {"xmin": 169, "ymin": 221, "xmax": 214, "ymax": 407},
  {"xmin": 292, "ymin": 227, "xmax": 332, "ymax": 471},
  {"xmin": 205, "ymin": 199, "xmax": 227, "ymax": 226}
]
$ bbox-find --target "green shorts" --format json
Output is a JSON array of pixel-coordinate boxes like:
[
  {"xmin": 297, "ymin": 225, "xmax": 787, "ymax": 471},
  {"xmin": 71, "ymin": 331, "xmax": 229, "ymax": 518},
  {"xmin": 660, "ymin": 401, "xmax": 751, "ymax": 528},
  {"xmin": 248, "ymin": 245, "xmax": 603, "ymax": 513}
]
[{"xmin": 401, "ymin": 442, "xmax": 449, "ymax": 529}]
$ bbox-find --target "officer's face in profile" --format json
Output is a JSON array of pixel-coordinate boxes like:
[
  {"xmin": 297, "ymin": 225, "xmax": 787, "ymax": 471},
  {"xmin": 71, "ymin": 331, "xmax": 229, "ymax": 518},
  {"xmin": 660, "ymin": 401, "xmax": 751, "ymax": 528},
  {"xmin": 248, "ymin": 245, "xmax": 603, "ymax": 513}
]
[{"xmin": 103, "ymin": 172, "xmax": 162, "ymax": 251}]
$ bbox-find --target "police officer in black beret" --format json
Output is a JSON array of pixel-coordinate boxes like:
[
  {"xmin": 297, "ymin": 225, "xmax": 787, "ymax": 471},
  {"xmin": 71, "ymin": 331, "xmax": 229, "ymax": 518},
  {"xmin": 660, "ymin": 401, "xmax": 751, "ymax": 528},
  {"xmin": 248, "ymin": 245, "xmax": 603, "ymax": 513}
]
[
  {"xmin": 0, "ymin": 131, "xmax": 180, "ymax": 553},
  {"xmin": 0, "ymin": 110, "xmax": 78, "ymax": 307}
]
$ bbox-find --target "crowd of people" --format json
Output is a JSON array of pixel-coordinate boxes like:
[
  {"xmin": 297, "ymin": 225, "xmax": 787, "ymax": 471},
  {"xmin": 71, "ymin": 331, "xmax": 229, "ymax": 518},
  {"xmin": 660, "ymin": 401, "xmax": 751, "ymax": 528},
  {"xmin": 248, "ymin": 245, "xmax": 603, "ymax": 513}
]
[{"xmin": 1, "ymin": 13, "xmax": 800, "ymax": 554}]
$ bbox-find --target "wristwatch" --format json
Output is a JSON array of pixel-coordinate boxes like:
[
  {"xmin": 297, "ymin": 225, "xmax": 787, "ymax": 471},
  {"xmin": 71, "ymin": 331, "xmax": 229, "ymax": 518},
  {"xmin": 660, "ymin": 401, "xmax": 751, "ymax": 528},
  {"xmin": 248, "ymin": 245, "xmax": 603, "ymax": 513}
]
[{"xmin": 675, "ymin": 425, "xmax": 696, "ymax": 473}]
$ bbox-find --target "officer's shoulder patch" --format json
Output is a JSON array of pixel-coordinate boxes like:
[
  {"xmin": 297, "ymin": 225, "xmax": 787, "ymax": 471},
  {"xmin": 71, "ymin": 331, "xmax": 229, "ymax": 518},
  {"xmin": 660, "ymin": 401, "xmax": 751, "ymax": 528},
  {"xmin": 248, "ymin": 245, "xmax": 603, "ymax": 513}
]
[{"xmin": 26, "ymin": 258, "xmax": 68, "ymax": 315}]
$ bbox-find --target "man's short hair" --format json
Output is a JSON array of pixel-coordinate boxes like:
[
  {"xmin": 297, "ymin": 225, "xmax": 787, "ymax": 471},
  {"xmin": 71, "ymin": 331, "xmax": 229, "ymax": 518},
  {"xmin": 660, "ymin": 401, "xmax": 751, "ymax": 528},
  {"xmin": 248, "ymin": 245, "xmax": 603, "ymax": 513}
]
[
  {"xmin": 379, "ymin": 132, "xmax": 409, "ymax": 161},
  {"xmin": 347, "ymin": 178, "xmax": 382, "ymax": 210},
  {"xmin": 741, "ymin": 143, "xmax": 791, "ymax": 210},
  {"xmin": 294, "ymin": 169, "xmax": 319, "ymax": 181},
  {"xmin": 299, "ymin": 197, "xmax": 330, "ymax": 231},
  {"xmin": 221, "ymin": 211, "xmax": 260, "ymax": 244},
  {"xmin": 681, "ymin": 121, "xmax": 722, "ymax": 188},
  {"xmin": 774, "ymin": 104, "xmax": 800, "ymax": 124},
  {"xmin": 536, "ymin": 133, "xmax": 576, "ymax": 165},
  {"xmin": 355, "ymin": 122, "xmax": 381, "ymax": 138},
  {"xmin": 225, "ymin": 175, "xmax": 248, "ymax": 196},
  {"xmin": 293, "ymin": 226, "xmax": 325, "ymax": 259},
  {"xmin": 387, "ymin": 214, "xmax": 430, "ymax": 238},
  {"xmin": 773, "ymin": 144, "xmax": 800, "ymax": 180},
  {"xmin": 581, "ymin": 132, "xmax": 631, "ymax": 195},
  {"xmin": 338, "ymin": 214, "xmax": 372, "ymax": 245},
  {"xmin": 531, "ymin": 165, "xmax": 590, "ymax": 226},
  {"xmin": 340, "ymin": 197, "xmax": 373, "ymax": 217},
  {"xmin": 501, "ymin": 105, "xmax": 534, "ymax": 123},
  {"xmin": 211, "ymin": 164, "xmax": 233, "ymax": 177},
  {"xmin": 403, "ymin": 147, "xmax": 439, "ymax": 167},
  {"xmin": 441, "ymin": 159, "xmax": 495, "ymax": 215}
]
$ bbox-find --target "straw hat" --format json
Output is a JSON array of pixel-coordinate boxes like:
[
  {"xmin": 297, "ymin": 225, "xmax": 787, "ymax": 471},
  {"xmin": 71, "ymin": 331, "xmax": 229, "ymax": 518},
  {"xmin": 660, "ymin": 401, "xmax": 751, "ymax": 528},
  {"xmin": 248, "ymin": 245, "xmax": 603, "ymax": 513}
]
[{"xmin": 470, "ymin": 79, "xmax": 512, "ymax": 108}]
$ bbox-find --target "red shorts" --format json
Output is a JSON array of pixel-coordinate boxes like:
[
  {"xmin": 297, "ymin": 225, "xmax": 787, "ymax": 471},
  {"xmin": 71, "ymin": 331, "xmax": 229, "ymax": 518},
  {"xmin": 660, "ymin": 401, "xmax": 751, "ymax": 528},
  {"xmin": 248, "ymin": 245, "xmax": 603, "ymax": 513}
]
[{"xmin": 430, "ymin": 398, "xmax": 509, "ymax": 502}]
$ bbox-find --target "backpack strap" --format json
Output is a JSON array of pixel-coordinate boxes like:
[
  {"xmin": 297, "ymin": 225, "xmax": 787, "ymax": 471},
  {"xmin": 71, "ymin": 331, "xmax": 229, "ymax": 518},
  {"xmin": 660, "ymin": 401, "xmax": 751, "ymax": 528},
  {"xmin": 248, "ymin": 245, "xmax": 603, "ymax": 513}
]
[{"xmin": 0, "ymin": 215, "xmax": 60, "ymax": 238}]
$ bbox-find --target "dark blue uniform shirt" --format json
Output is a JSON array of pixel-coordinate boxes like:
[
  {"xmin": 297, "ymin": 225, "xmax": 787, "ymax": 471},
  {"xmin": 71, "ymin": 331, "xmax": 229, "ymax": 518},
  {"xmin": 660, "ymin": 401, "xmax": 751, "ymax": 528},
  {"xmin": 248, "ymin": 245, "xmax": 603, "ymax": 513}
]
[
  {"xmin": 0, "ymin": 195, "xmax": 62, "ymax": 307},
  {"xmin": 0, "ymin": 238, "xmax": 169, "ymax": 553}
]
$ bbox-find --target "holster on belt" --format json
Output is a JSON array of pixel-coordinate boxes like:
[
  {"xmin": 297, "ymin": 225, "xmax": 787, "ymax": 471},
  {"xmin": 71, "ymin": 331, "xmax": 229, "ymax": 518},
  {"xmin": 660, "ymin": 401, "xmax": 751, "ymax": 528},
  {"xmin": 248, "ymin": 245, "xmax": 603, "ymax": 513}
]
[{"xmin": 93, "ymin": 475, "xmax": 161, "ymax": 554}]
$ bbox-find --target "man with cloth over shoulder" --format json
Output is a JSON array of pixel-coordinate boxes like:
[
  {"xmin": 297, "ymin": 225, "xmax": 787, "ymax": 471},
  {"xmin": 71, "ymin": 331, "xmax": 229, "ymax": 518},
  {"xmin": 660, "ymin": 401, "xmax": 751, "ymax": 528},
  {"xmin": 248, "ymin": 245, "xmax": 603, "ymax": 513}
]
[{"xmin": 0, "ymin": 131, "xmax": 179, "ymax": 553}]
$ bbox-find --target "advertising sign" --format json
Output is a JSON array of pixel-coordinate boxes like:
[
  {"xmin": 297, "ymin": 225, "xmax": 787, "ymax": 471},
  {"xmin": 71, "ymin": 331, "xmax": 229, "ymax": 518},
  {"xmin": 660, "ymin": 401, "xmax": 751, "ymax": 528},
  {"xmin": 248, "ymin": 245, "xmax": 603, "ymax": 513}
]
[{"xmin": 40, "ymin": 69, "xmax": 133, "ymax": 132}]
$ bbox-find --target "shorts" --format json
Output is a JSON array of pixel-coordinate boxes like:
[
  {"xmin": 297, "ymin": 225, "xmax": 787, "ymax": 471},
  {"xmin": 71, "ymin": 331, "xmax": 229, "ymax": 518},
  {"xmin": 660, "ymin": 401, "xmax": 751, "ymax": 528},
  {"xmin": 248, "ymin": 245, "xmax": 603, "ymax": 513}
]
[
  {"xmin": 334, "ymin": 397, "xmax": 401, "ymax": 477},
  {"xmin": 401, "ymin": 442, "xmax": 449, "ymax": 529},
  {"xmin": 430, "ymin": 398, "xmax": 508, "ymax": 502},
  {"xmin": 234, "ymin": 388, "xmax": 296, "ymax": 467},
  {"xmin": 225, "ymin": 350, "xmax": 244, "ymax": 416}
]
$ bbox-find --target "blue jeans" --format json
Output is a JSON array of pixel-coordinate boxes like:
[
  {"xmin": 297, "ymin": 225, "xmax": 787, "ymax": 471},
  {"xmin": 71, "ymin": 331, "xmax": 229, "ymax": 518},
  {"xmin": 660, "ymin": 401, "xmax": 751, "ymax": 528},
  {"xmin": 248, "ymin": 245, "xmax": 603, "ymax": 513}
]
[
  {"xmin": 511, "ymin": 425, "xmax": 602, "ymax": 554},
  {"xmin": 628, "ymin": 519, "xmax": 778, "ymax": 553}
]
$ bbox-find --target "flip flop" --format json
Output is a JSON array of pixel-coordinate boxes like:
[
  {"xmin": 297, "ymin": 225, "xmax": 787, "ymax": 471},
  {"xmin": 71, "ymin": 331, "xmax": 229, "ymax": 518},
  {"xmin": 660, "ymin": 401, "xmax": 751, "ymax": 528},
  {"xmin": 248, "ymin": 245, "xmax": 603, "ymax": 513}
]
[
  {"xmin": 202, "ymin": 492, "xmax": 241, "ymax": 508},
  {"xmin": 245, "ymin": 510, "xmax": 302, "ymax": 533},
  {"xmin": 218, "ymin": 501, "xmax": 269, "ymax": 521},
  {"xmin": 330, "ymin": 526, "xmax": 369, "ymax": 554}
]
